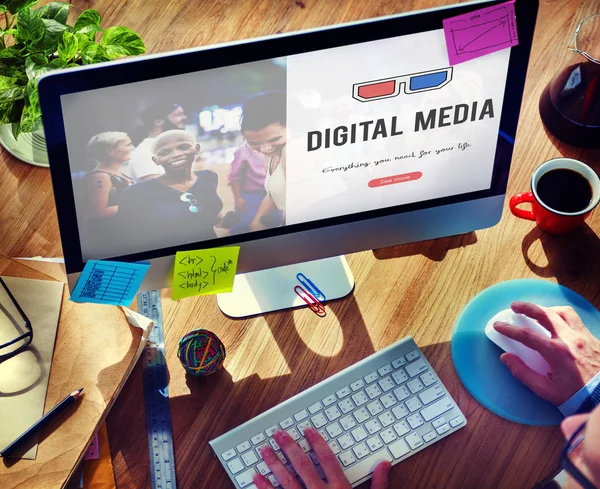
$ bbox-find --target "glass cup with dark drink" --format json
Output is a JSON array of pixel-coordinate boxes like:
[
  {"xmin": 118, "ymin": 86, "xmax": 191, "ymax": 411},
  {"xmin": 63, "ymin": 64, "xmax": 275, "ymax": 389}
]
[
  {"xmin": 509, "ymin": 158, "xmax": 600, "ymax": 234},
  {"xmin": 539, "ymin": 14, "xmax": 600, "ymax": 147}
]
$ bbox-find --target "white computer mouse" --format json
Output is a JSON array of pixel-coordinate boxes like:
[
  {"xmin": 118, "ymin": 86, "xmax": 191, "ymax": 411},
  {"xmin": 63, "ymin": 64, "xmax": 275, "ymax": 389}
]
[{"xmin": 485, "ymin": 309, "xmax": 551, "ymax": 375}]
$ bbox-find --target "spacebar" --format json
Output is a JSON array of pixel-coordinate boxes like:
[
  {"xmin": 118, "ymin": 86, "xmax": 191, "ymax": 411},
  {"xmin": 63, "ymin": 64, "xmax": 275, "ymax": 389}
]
[{"xmin": 343, "ymin": 450, "xmax": 394, "ymax": 485}]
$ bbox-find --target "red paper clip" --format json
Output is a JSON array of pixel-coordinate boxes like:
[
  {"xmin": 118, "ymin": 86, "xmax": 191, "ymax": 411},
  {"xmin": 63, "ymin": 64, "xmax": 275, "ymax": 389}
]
[{"xmin": 294, "ymin": 285, "xmax": 326, "ymax": 317}]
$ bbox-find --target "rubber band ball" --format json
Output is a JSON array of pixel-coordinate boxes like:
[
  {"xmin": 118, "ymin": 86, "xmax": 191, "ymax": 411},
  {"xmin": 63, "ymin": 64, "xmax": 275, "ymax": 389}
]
[{"xmin": 177, "ymin": 329, "xmax": 226, "ymax": 376}]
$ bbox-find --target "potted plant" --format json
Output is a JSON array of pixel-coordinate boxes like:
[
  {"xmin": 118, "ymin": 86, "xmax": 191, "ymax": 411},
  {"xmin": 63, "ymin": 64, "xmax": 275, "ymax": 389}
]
[{"xmin": 0, "ymin": 1, "xmax": 145, "ymax": 166}]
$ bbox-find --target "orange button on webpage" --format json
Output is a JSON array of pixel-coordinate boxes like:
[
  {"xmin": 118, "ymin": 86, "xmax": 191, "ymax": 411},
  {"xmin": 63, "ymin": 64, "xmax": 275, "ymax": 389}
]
[{"xmin": 368, "ymin": 171, "xmax": 423, "ymax": 188}]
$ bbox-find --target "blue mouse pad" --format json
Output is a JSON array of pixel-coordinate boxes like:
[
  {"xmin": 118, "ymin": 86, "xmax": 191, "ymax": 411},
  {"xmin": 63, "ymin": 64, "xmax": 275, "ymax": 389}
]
[{"xmin": 451, "ymin": 279, "xmax": 600, "ymax": 426}]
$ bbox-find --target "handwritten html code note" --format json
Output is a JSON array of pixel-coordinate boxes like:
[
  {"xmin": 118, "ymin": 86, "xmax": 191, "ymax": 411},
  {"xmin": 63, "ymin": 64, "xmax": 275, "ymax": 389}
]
[{"xmin": 172, "ymin": 247, "xmax": 240, "ymax": 300}]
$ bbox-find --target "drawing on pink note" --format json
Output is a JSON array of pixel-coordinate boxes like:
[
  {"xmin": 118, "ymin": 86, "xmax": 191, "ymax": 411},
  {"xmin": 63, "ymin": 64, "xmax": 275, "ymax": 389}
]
[
  {"xmin": 443, "ymin": 0, "xmax": 519, "ymax": 66},
  {"xmin": 84, "ymin": 433, "xmax": 100, "ymax": 460}
]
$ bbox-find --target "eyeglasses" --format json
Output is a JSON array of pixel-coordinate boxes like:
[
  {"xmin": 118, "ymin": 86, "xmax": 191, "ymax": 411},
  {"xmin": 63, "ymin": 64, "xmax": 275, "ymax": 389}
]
[
  {"xmin": 180, "ymin": 192, "xmax": 203, "ymax": 213},
  {"xmin": 568, "ymin": 13, "xmax": 600, "ymax": 64},
  {"xmin": 352, "ymin": 67, "xmax": 453, "ymax": 103},
  {"xmin": 0, "ymin": 277, "xmax": 33, "ymax": 362},
  {"xmin": 560, "ymin": 421, "xmax": 596, "ymax": 489}
]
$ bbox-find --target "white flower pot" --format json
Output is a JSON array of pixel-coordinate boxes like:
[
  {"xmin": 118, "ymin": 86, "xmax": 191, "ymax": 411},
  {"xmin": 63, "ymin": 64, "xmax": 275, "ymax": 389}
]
[{"xmin": 0, "ymin": 124, "xmax": 49, "ymax": 167}]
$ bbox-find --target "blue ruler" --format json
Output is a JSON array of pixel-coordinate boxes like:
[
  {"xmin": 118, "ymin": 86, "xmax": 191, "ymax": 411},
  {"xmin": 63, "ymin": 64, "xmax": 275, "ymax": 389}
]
[{"xmin": 138, "ymin": 290, "xmax": 177, "ymax": 489}]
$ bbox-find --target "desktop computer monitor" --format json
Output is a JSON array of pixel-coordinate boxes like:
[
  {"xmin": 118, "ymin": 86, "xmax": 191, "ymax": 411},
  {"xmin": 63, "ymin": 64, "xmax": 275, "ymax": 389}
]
[{"xmin": 39, "ymin": 0, "xmax": 538, "ymax": 315}]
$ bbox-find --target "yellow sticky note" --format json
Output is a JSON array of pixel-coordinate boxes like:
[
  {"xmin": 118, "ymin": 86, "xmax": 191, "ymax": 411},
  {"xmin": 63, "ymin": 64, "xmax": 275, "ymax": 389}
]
[{"xmin": 172, "ymin": 247, "xmax": 240, "ymax": 300}]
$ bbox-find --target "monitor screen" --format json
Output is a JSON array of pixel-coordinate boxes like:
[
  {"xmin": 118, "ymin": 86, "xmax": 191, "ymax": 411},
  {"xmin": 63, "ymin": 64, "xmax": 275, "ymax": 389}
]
[{"xmin": 40, "ymin": 0, "xmax": 538, "ymax": 286}]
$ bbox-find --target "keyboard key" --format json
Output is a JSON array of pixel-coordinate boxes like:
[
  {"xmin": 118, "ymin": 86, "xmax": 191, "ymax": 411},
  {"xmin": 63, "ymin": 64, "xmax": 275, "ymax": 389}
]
[
  {"xmin": 364, "ymin": 371, "xmax": 379, "ymax": 384},
  {"xmin": 450, "ymin": 416, "xmax": 464, "ymax": 428},
  {"xmin": 365, "ymin": 419, "xmax": 382, "ymax": 434},
  {"xmin": 276, "ymin": 452, "xmax": 288, "ymax": 465},
  {"xmin": 353, "ymin": 407, "xmax": 370, "ymax": 424},
  {"xmin": 378, "ymin": 376, "xmax": 395, "ymax": 392},
  {"xmin": 405, "ymin": 397, "xmax": 423, "ymax": 412},
  {"xmin": 326, "ymin": 421, "xmax": 343, "ymax": 438},
  {"xmin": 344, "ymin": 450, "xmax": 394, "ymax": 484},
  {"xmin": 294, "ymin": 410, "xmax": 309, "ymax": 422},
  {"xmin": 406, "ymin": 432, "xmax": 424, "ymax": 450},
  {"xmin": 325, "ymin": 406, "xmax": 342, "ymax": 421},
  {"xmin": 338, "ymin": 433, "xmax": 355, "ymax": 450},
  {"xmin": 340, "ymin": 415, "xmax": 357, "ymax": 431},
  {"xmin": 255, "ymin": 443, "xmax": 269, "ymax": 460},
  {"xmin": 393, "ymin": 420, "xmax": 410, "ymax": 437},
  {"xmin": 393, "ymin": 386, "xmax": 410, "ymax": 401},
  {"xmin": 234, "ymin": 467, "xmax": 256, "ymax": 487},
  {"xmin": 392, "ymin": 370, "xmax": 408, "ymax": 385},
  {"xmin": 269, "ymin": 438, "xmax": 280, "ymax": 451},
  {"xmin": 297, "ymin": 420, "xmax": 312, "ymax": 434},
  {"xmin": 353, "ymin": 442, "xmax": 370, "ymax": 459},
  {"xmin": 266, "ymin": 425, "xmax": 278, "ymax": 437},
  {"xmin": 308, "ymin": 402, "xmax": 323, "ymax": 414},
  {"xmin": 366, "ymin": 384, "xmax": 382, "ymax": 399},
  {"xmin": 366, "ymin": 435, "xmax": 384, "ymax": 451},
  {"xmin": 392, "ymin": 404, "xmax": 408, "ymax": 420},
  {"xmin": 380, "ymin": 428, "xmax": 397, "ymax": 444},
  {"xmin": 406, "ymin": 350, "xmax": 420, "ymax": 362},
  {"xmin": 407, "ymin": 413, "xmax": 424, "ymax": 429},
  {"xmin": 236, "ymin": 441, "xmax": 251, "ymax": 453},
  {"xmin": 338, "ymin": 398, "xmax": 355, "ymax": 414},
  {"xmin": 328, "ymin": 440, "xmax": 341, "ymax": 454},
  {"xmin": 420, "ymin": 397, "xmax": 453, "ymax": 421},
  {"xmin": 407, "ymin": 378, "xmax": 424, "ymax": 394},
  {"xmin": 268, "ymin": 474, "xmax": 280, "ymax": 487},
  {"xmin": 242, "ymin": 450, "xmax": 258, "ymax": 466},
  {"xmin": 250, "ymin": 433, "xmax": 266, "ymax": 445},
  {"xmin": 280, "ymin": 417, "xmax": 294, "ymax": 429},
  {"xmin": 350, "ymin": 379, "xmax": 365, "ymax": 391},
  {"xmin": 318, "ymin": 429, "xmax": 329, "ymax": 442},
  {"xmin": 378, "ymin": 411, "xmax": 395, "ymax": 427},
  {"xmin": 222, "ymin": 448, "xmax": 236, "ymax": 461},
  {"xmin": 286, "ymin": 427, "xmax": 300, "ymax": 441},
  {"xmin": 227, "ymin": 457, "xmax": 245, "ymax": 474},
  {"xmin": 298, "ymin": 439, "xmax": 311, "ymax": 453},
  {"xmin": 352, "ymin": 391, "xmax": 369, "ymax": 407},
  {"xmin": 351, "ymin": 426, "xmax": 369, "ymax": 442},
  {"xmin": 432, "ymin": 417, "xmax": 446, "ymax": 429},
  {"xmin": 436, "ymin": 423, "xmax": 451, "ymax": 435},
  {"xmin": 311, "ymin": 413, "xmax": 328, "ymax": 429},
  {"xmin": 339, "ymin": 450, "xmax": 357, "ymax": 467},
  {"xmin": 378, "ymin": 364, "xmax": 393, "ymax": 376},
  {"xmin": 322, "ymin": 394, "xmax": 337, "ymax": 406},
  {"xmin": 405, "ymin": 358, "xmax": 427, "ymax": 377},
  {"xmin": 336, "ymin": 386, "xmax": 352, "ymax": 399},
  {"xmin": 392, "ymin": 356, "xmax": 407, "ymax": 369},
  {"xmin": 420, "ymin": 371, "xmax": 437, "ymax": 386},
  {"xmin": 419, "ymin": 384, "xmax": 444, "ymax": 405},
  {"xmin": 423, "ymin": 431, "xmax": 437, "ymax": 443},
  {"xmin": 366, "ymin": 400, "xmax": 384, "ymax": 416},
  {"xmin": 380, "ymin": 393, "xmax": 397, "ymax": 409},
  {"xmin": 388, "ymin": 439, "xmax": 410, "ymax": 459}
]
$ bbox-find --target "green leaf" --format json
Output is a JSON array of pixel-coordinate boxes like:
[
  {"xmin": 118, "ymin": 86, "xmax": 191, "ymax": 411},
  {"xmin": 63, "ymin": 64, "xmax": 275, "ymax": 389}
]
[
  {"xmin": 0, "ymin": 75, "xmax": 25, "ymax": 102},
  {"xmin": 25, "ymin": 54, "xmax": 51, "ymax": 82},
  {"xmin": 0, "ymin": 100, "xmax": 24, "ymax": 124},
  {"xmin": 80, "ymin": 42, "xmax": 109, "ymax": 64},
  {"xmin": 58, "ymin": 30, "xmax": 77, "ymax": 62},
  {"xmin": 100, "ymin": 26, "xmax": 145, "ymax": 59},
  {"xmin": 73, "ymin": 9, "xmax": 101, "ymax": 31},
  {"xmin": 15, "ymin": 7, "xmax": 45, "ymax": 44},
  {"xmin": 0, "ymin": 46, "xmax": 25, "ymax": 64},
  {"xmin": 12, "ymin": 120, "xmax": 21, "ymax": 139},
  {"xmin": 18, "ymin": 81, "xmax": 42, "ymax": 133},
  {"xmin": 0, "ymin": 63, "xmax": 27, "ymax": 83},
  {"xmin": 4, "ymin": 0, "xmax": 39, "ymax": 15},
  {"xmin": 36, "ymin": 18, "xmax": 69, "ymax": 53},
  {"xmin": 76, "ymin": 23, "xmax": 103, "ymax": 41},
  {"xmin": 35, "ymin": 2, "xmax": 70, "ymax": 24}
]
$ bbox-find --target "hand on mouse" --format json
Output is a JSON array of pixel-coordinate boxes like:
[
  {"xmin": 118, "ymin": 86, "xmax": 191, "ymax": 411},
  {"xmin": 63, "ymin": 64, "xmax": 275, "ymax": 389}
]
[
  {"xmin": 253, "ymin": 428, "xmax": 391, "ymax": 489},
  {"xmin": 493, "ymin": 301, "xmax": 600, "ymax": 405}
]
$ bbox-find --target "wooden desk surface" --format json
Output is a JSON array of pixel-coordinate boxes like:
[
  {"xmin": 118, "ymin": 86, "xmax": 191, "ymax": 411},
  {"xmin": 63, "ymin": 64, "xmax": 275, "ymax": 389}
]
[{"xmin": 1, "ymin": 0, "xmax": 600, "ymax": 488}]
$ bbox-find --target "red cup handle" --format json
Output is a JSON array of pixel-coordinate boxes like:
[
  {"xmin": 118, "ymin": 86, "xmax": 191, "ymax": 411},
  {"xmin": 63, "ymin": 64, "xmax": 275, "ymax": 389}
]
[{"xmin": 510, "ymin": 192, "xmax": 536, "ymax": 221}]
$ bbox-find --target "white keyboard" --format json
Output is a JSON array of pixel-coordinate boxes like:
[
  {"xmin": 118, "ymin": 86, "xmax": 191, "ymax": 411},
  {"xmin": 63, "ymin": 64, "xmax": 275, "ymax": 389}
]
[{"xmin": 210, "ymin": 337, "xmax": 466, "ymax": 488}]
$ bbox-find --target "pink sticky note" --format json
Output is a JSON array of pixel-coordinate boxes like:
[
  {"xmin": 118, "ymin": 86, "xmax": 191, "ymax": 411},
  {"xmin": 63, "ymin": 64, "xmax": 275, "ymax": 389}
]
[
  {"xmin": 443, "ymin": 0, "xmax": 519, "ymax": 66},
  {"xmin": 83, "ymin": 433, "xmax": 100, "ymax": 460}
]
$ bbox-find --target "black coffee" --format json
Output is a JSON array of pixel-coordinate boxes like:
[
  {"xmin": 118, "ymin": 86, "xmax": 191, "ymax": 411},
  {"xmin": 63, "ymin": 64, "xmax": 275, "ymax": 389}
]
[{"xmin": 536, "ymin": 168, "xmax": 593, "ymax": 213}]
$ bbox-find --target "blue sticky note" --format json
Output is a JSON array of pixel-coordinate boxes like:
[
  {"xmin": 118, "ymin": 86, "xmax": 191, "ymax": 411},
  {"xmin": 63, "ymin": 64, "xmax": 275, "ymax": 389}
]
[{"xmin": 70, "ymin": 260, "xmax": 150, "ymax": 306}]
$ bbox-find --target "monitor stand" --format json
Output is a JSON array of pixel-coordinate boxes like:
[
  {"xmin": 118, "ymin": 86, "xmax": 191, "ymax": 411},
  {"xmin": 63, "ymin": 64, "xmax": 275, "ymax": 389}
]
[{"xmin": 216, "ymin": 256, "xmax": 354, "ymax": 318}]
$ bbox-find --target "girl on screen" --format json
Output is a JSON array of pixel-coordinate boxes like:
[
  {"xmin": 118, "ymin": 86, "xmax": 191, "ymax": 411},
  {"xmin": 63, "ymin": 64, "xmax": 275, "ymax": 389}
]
[
  {"xmin": 117, "ymin": 130, "xmax": 223, "ymax": 254},
  {"xmin": 240, "ymin": 91, "xmax": 287, "ymax": 231}
]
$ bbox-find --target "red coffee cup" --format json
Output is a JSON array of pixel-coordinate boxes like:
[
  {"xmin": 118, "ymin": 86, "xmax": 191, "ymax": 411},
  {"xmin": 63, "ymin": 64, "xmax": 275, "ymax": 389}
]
[{"xmin": 509, "ymin": 158, "xmax": 600, "ymax": 234}]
